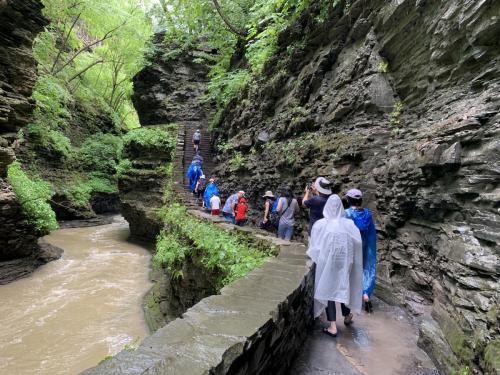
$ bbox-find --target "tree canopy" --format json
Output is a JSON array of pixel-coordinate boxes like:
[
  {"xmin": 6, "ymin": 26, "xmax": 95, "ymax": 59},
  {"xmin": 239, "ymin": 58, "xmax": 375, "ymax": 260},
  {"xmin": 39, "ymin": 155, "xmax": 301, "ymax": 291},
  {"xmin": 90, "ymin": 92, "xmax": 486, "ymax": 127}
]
[
  {"xmin": 35, "ymin": 0, "xmax": 153, "ymax": 130},
  {"xmin": 152, "ymin": 0, "xmax": 336, "ymax": 127}
]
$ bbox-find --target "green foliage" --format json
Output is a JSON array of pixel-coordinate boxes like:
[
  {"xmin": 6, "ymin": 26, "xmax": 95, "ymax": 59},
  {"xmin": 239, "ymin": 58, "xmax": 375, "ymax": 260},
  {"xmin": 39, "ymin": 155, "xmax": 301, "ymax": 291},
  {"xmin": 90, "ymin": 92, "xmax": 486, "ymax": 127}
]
[
  {"xmin": 25, "ymin": 124, "xmax": 73, "ymax": 159},
  {"xmin": 31, "ymin": 74, "xmax": 71, "ymax": 124},
  {"xmin": 78, "ymin": 133, "xmax": 123, "ymax": 174},
  {"xmin": 389, "ymin": 100, "xmax": 404, "ymax": 136},
  {"xmin": 216, "ymin": 141, "xmax": 232, "ymax": 153},
  {"xmin": 153, "ymin": 231, "xmax": 189, "ymax": 270},
  {"xmin": 116, "ymin": 158, "xmax": 133, "ymax": 178},
  {"xmin": 7, "ymin": 161, "xmax": 58, "ymax": 234},
  {"xmin": 206, "ymin": 69, "xmax": 251, "ymax": 109},
  {"xmin": 162, "ymin": 0, "xmax": 337, "ymax": 128},
  {"xmin": 123, "ymin": 125, "xmax": 177, "ymax": 152},
  {"xmin": 35, "ymin": 0, "xmax": 153, "ymax": 130},
  {"xmin": 157, "ymin": 204, "xmax": 274, "ymax": 288},
  {"xmin": 484, "ymin": 338, "xmax": 500, "ymax": 373},
  {"xmin": 378, "ymin": 61, "xmax": 389, "ymax": 73},
  {"xmin": 62, "ymin": 174, "xmax": 117, "ymax": 207},
  {"xmin": 229, "ymin": 151, "xmax": 246, "ymax": 170},
  {"xmin": 453, "ymin": 367, "xmax": 472, "ymax": 375}
]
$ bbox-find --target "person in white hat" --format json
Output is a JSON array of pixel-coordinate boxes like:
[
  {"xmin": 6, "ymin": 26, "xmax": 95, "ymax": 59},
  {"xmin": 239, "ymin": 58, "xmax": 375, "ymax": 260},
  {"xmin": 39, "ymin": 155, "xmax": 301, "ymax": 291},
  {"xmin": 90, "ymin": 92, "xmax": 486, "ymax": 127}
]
[
  {"xmin": 302, "ymin": 177, "xmax": 333, "ymax": 237},
  {"xmin": 259, "ymin": 190, "xmax": 276, "ymax": 231},
  {"xmin": 345, "ymin": 188, "xmax": 377, "ymax": 313}
]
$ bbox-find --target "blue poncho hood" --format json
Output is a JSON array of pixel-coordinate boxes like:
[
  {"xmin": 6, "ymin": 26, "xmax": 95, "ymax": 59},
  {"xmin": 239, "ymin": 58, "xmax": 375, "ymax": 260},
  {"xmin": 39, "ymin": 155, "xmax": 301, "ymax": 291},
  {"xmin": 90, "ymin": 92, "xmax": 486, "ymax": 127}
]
[
  {"xmin": 203, "ymin": 183, "xmax": 219, "ymax": 209},
  {"xmin": 347, "ymin": 208, "xmax": 372, "ymax": 232}
]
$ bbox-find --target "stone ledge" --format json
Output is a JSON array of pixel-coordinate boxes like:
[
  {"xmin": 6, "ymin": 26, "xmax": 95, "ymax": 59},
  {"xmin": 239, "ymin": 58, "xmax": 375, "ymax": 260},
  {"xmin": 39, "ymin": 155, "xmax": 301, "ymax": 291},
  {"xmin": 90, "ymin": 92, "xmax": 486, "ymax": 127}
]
[{"xmin": 81, "ymin": 209, "xmax": 313, "ymax": 375}]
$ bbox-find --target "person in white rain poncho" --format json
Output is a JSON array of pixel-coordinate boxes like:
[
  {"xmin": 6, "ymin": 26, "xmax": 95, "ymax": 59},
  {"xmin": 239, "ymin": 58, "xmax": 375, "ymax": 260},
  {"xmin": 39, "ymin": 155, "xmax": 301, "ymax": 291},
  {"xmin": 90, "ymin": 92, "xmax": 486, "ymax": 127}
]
[{"xmin": 307, "ymin": 194, "xmax": 363, "ymax": 337}]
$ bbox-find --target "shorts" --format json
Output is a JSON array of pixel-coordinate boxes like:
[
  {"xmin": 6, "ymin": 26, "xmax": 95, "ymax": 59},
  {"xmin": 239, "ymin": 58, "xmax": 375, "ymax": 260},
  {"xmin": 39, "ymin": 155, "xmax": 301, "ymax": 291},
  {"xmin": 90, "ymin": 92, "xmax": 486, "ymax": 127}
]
[
  {"xmin": 193, "ymin": 139, "xmax": 200, "ymax": 145},
  {"xmin": 211, "ymin": 209, "xmax": 220, "ymax": 216}
]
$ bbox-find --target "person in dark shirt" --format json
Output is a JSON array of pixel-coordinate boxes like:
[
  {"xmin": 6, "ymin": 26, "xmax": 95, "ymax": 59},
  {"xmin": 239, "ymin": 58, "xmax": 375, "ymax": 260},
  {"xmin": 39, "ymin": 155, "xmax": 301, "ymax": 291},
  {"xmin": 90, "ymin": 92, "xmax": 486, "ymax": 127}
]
[{"xmin": 302, "ymin": 177, "xmax": 332, "ymax": 237}]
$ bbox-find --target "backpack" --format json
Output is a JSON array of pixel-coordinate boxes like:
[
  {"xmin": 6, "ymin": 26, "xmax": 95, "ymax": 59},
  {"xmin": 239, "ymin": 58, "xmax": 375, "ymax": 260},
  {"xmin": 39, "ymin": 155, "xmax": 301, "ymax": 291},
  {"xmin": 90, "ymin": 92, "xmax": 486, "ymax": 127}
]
[
  {"xmin": 271, "ymin": 195, "xmax": 280, "ymax": 214},
  {"xmin": 269, "ymin": 197, "xmax": 287, "ymax": 229},
  {"xmin": 197, "ymin": 178, "xmax": 206, "ymax": 190}
]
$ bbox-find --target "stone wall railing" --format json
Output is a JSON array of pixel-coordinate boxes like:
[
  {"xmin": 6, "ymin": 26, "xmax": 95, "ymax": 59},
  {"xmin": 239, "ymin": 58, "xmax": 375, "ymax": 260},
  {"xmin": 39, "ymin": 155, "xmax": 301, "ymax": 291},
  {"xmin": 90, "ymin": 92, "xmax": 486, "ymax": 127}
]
[{"xmin": 81, "ymin": 211, "xmax": 314, "ymax": 375}]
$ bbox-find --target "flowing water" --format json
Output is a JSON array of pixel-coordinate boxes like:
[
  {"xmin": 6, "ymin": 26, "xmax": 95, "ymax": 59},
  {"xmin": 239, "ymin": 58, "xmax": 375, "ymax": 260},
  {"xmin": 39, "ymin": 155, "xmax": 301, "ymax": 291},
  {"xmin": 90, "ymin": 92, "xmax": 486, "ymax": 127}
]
[{"xmin": 0, "ymin": 217, "xmax": 152, "ymax": 375}]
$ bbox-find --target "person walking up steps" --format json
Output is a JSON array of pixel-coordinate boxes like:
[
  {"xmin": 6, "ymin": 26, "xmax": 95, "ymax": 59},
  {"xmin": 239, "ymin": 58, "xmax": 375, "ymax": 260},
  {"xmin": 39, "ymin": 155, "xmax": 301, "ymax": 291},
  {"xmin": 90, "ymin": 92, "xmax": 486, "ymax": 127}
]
[
  {"xmin": 192, "ymin": 129, "xmax": 201, "ymax": 152},
  {"xmin": 307, "ymin": 195, "xmax": 363, "ymax": 337},
  {"xmin": 345, "ymin": 188, "xmax": 377, "ymax": 313},
  {"xmin": 276, "ymin": 188, "xmax": 299, "ymax": 241},
  {"xmin": 222, "ymin": 191, "xmax": 244, "ymax": 224},
  {"xmin": 194, "ymin": 175, "xmax": 206, "ymax": 205},
  {"xmin": 302, "ymin": 177, "xmax": 332, "ymax": 238},
  {"xmin": 186, "ymin": 156, "xmax": 203, "ymax": 193},
  {"xmin": 203, "ymin": 178, "xmax": 219, "ymax": 211}
]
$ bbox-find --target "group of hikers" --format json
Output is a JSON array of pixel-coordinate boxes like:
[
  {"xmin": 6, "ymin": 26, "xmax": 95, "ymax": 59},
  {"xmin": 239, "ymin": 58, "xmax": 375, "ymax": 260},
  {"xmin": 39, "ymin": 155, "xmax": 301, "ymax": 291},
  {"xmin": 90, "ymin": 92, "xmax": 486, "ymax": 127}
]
[{"xmin": 186, "ymin": 131, "xmax": 377, "ymax": 337}]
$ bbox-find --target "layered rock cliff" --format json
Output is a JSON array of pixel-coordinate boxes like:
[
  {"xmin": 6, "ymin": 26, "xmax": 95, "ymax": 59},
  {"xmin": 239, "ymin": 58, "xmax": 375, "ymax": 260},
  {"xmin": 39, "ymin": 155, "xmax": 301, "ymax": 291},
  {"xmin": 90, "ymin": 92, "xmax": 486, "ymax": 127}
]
[
  {"xmin": 0, "ymin": 0, "xmax": 62, "ymax": 284},
  {"xmin": 208, "ymin": 1, "xmax": 499, "ymax": 374},
  {"xmin": 126, "ymin": 33, "xmax": 214, "ymax": 241}
]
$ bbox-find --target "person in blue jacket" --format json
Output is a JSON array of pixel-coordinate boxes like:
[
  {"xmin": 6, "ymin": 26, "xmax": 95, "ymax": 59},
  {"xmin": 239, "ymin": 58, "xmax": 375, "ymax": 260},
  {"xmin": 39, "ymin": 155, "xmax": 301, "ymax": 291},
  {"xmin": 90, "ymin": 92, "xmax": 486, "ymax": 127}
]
[
  {"xmin": 345, "ymin": 188, "xmax": 377, "ymax": 313},
  {"xmin": 186, "ymin": 155, "xmax": 203, "ymax": 192},
  {"xmin": 203, "ymin": 177, "xmax": 219, "ymax": 210}
]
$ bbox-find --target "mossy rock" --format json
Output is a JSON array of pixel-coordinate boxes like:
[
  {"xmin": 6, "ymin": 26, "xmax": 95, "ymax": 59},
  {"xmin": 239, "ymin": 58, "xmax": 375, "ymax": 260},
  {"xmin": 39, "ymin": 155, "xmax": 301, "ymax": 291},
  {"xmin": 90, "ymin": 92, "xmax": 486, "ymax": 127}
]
[
  {"xmin": 143, "ymin": 270, "xmax": 166, "ymax": 333},
  {"xmin": 484, "ymin": 339, "xmax": 500, "ymax": 374},
  {"xmin": 434, "ymin": 303, "xmax": 475, "ymax": 364}
]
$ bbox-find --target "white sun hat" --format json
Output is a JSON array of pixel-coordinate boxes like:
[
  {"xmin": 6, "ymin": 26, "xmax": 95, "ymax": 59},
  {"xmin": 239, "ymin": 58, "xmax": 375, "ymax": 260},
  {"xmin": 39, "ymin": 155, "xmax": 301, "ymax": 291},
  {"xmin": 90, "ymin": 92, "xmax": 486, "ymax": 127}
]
[{"xmin": 314, "ymin": 177, "xmax": 332, "ymax": 195}]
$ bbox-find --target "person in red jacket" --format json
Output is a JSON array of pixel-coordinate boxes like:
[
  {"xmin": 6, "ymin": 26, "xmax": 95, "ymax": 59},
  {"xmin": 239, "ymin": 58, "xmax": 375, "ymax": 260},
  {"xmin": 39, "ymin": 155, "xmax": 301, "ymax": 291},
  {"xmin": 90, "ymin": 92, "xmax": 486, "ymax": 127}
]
[{"xmin": 235, "ymin": 197, "xmax": 248, "ymax": 226}]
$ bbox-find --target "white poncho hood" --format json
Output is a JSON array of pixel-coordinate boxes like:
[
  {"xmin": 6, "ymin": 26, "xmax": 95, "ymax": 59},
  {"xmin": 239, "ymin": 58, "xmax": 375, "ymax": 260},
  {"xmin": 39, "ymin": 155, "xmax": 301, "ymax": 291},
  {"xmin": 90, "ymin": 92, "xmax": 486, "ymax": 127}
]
[{"xmin": 306, "ymin": 195, "xmax": 363, "ymax": 317}]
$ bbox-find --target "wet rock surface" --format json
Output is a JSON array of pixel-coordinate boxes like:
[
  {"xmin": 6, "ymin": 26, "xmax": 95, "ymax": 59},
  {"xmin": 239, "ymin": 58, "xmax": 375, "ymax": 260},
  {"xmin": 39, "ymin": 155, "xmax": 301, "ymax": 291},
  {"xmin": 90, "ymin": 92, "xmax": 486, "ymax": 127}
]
[
  {"xmin": 143, "ymin": 254, "xmax": 219, "ymax": 333},
  {"xmin": 0, "ymin": 236, "xmax": 63, "ymax": 285},
  {"xmin": 0, "ymin": 1, "xmax": 49, "ymax": 284},
  {"xmin": 290, "ymin": 298, "xmax": 438, "ymax": 375},
  {"xmin": 209, "ymin": 0, "xmax": 500, "ymax": 373}
]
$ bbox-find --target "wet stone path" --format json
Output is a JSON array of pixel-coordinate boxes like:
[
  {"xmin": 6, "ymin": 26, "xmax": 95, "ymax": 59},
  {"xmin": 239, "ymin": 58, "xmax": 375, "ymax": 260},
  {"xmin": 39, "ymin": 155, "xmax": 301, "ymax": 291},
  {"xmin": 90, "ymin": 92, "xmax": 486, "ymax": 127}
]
[
  {"xmin": 289, "ymin": 298, "xmax": 439, "ymax": 375},
  {"xmin": 175, "ymin": 123, "xmax": 440, "ymax": 375}
]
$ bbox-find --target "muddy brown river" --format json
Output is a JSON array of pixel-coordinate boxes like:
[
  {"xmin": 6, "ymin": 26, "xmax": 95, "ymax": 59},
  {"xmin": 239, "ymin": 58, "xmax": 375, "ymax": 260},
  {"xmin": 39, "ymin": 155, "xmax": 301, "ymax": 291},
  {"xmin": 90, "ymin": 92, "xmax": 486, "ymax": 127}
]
[{"xmin": 0, "ymin": 217, "xmax": 152, "ymax": 375}]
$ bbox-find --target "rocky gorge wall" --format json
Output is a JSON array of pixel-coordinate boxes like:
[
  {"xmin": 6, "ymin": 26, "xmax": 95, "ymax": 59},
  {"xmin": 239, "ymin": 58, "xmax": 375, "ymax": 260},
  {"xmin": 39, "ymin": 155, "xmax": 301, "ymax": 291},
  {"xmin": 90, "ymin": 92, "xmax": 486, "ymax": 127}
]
[
  {"xmin": 210, "ymin": 0, "xmax": 499, "ymax": 373},
  {"xmin": 0, "ymin": 0, "xmax": 63, "ymax": 284}
]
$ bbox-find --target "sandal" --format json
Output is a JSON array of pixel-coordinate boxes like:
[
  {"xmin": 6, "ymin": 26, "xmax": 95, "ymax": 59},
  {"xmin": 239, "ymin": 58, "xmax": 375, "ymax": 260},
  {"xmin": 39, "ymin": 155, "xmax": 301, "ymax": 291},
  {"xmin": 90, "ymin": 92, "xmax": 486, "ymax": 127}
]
[
  {"xmin": 323, "ymin": 328, "xmax": 338, "ymax": 338},
  {"xmin": 344, "ymin": 313, "xmax": 354, "ymax": 326}
]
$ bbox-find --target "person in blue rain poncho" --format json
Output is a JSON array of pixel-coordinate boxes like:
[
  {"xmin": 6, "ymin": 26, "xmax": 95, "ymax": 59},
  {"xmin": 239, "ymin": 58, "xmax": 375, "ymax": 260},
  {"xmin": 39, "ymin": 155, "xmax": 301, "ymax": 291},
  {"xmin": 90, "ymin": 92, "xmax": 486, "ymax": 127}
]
[
  {"xmin": 345, "ymin": 188, "xmax": 377, "ymax": 313},
  {"xmin": 203, "ymin": 178, "xmax": 219, "ymax": 209},
  {"xmin": 186, "ymin": 154, "xmax": 203, "ymax": 192}
]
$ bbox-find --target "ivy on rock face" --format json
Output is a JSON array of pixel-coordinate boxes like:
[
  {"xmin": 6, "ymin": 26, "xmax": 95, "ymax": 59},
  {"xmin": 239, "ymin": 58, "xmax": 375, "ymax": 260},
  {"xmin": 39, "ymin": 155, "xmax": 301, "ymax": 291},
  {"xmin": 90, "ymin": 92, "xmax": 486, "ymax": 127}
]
[
  {"xmin": 158, "ymin": 0, "xmax": 339, "ymax": 128},
  {"xmin": 7, "ymin": 162, "xmax": 59, "ymax": 234},
  {"xmin": 156, "ymin": 203, "xmax": 276, "ymax": 288},
  {"xmin": 123, "ymin": 125, "xmax": 178, "ymax": 152}
]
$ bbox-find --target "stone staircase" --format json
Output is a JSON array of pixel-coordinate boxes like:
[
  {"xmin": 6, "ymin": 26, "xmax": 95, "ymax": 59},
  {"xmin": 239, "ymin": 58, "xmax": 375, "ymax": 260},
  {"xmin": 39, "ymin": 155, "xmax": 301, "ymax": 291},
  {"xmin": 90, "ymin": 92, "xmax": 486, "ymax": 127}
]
[{"xmin": 172, "ymin": 121, "xmax": 215, "ymax": 210}]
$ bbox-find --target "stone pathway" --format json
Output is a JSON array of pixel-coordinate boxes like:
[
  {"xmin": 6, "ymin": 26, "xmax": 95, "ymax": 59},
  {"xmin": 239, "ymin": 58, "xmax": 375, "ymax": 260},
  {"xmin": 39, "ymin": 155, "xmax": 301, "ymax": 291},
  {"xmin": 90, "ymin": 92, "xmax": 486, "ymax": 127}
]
[
  {"xmin": 173, "ymin": 121, "xmax": 440, "ymax": 375},
  {"xmin": 289, "ymin": 298, "xmax": 439, "ymax": 375}
]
